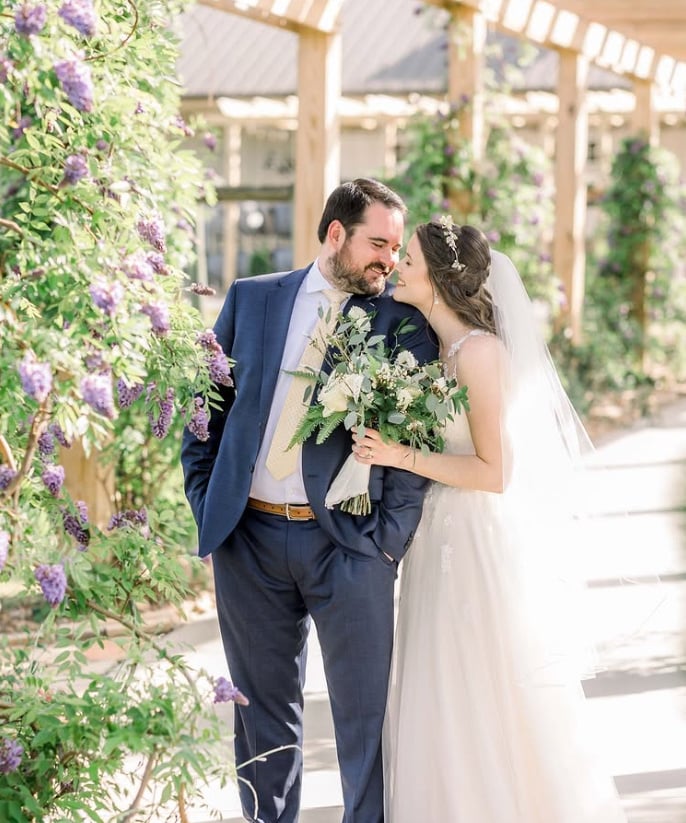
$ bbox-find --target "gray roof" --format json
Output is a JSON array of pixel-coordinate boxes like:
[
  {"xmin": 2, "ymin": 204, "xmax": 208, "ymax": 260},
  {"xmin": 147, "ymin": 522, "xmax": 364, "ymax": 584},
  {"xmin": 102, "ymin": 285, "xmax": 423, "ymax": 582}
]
[{"xmin": 177, "ymin": 0, "xmax": 628, "ymax": 99}]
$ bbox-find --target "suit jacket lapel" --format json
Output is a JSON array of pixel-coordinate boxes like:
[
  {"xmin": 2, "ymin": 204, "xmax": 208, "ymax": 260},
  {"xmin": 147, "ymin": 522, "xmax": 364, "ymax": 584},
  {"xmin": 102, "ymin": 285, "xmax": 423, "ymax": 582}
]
[{"xmin": 259, "ymin": 266, "xmax": 310, "ymax": 417}]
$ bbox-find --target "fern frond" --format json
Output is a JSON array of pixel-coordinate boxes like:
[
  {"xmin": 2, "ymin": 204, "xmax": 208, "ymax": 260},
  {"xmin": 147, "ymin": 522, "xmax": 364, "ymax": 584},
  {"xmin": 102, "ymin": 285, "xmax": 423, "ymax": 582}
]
[
  {"xmin": 315, "ymin": 411, "xmax": 348, "ymax": 444},
  {"xmin": 289, "ymin": 409, "xmax": 323, "ymax": 448}
]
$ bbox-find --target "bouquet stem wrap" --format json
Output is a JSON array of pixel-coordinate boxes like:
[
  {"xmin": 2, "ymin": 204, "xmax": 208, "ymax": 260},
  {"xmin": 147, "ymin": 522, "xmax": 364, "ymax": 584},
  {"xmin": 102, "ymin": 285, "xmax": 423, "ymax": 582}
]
[{"xmin": 324, "ymin": 452, "xmax": 371, "ymax": 515}]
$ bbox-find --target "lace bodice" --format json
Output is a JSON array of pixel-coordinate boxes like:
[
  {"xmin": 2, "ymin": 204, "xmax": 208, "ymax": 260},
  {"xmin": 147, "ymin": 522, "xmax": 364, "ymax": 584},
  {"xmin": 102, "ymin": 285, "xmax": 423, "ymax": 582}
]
[{"xmin": 442, "ymin": 330, "xmax": 490, "ymax": 455}]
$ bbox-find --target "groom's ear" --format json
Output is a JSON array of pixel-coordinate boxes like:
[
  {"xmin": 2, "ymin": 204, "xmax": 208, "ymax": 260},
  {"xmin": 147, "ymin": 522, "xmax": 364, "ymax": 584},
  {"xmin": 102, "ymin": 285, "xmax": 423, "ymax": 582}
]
[{"xmin": 327, "ymin": 219, "xmax": 346, "ymax": 249}]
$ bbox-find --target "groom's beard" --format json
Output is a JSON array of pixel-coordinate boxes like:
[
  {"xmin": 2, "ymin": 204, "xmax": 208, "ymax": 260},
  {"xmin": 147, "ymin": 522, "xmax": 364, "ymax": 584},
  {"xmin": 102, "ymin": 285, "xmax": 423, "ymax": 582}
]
[{"xmin": 328, "ymin": 245, "xmax": 389, "ymax": 296}]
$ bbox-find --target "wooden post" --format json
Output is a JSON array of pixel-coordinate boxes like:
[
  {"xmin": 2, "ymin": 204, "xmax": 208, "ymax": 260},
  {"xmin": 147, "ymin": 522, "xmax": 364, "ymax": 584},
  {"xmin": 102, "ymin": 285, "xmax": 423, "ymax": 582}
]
[
  {"xmin": 553, "ymin": 49, "xmax": 589, "ymax": 344},
  {"xmin": 222, "ymin": 123, "xmax": 242, "ymax": 290},
  {"xmin": 61, "ymin": 440, "xmax": 115, "ymax": 530},
  {"xmin": 633, "ymin": 79, "xmax": 659, "ymax": 146},
  {"xmin": 632, "ymin": 78, "xmax": 659, "ymax": 364},
  {"xmin": 294, "ymin": 28, "xmax": 341, "ymax": 266},
  {"xmin": 446, "ymin": 3, "xmax": 486, "ymax": 219}
]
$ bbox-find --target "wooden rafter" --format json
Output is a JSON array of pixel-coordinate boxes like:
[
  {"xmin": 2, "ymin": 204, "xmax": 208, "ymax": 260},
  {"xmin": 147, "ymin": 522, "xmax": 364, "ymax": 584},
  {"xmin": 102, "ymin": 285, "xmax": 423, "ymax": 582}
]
[
  {"xmin": 425, "ymin": 0, "xmax": 686, "ymax": 93},
  {"xmin": 196, "ymin": 0, "xmax": 344, "ymax": 33},
  {"xmin": 560, "ymin": 0, "xmax": 686, "ymax": 62}
]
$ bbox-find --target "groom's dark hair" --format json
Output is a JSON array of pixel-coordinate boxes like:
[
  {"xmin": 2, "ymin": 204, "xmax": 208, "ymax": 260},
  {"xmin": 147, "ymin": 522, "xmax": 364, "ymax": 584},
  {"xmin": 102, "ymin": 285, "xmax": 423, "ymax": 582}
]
[{"xmin": 317, "ymin": 178, "xmax": 406, "ymax": 244}]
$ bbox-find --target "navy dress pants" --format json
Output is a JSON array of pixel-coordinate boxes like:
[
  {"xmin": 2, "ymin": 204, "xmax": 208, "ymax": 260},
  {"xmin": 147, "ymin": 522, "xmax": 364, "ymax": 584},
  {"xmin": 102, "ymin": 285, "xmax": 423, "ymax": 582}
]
[{"xmin": 212, "ymin": 508, "xmax": 397, "ymax": 823}]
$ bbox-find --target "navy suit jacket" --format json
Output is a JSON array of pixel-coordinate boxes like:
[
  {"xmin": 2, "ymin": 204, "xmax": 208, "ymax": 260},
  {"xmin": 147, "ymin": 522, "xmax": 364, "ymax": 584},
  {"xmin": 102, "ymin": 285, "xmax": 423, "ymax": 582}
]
[{"xmin": 181, "ymin": 265, "xmax": 439, "ymax": 560}]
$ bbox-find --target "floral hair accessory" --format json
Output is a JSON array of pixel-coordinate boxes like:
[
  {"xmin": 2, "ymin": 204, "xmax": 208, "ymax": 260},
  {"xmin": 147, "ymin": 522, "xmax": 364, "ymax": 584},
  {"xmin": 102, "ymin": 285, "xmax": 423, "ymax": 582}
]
[{"xmin": 438, "ymin": 214, "xmax": 466, "ymax": 272}]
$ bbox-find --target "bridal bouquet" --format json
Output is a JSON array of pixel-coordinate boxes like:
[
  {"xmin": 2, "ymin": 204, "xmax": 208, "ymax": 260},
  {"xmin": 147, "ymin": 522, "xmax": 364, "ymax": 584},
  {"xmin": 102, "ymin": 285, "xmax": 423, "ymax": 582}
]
[{"xmin": 289, "ymin": 306, "xmax": 469, "ymax": 514}]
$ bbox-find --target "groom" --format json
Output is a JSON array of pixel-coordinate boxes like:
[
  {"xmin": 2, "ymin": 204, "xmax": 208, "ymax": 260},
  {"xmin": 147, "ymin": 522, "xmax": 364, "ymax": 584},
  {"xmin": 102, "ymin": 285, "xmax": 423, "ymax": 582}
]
[{"xmin": 181, "ymin": 178, "xmax": 438, "ymax": 823}]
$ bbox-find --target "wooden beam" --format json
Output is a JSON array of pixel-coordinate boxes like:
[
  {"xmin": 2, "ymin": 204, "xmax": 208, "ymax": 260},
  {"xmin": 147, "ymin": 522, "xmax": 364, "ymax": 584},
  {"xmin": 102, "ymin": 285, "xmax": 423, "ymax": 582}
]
[
  {"xmin": 553, "ymin": 48, "xmax": 589, "ymax": 344},
  {"xmin": 423, "ymin": 0, "xmax": 686, "ymax": 92},
  {"xmin": 294, "ymin": 28, "xmax": 341, "ymax": 266},
  {"xmin": 196, "ymin": 0, "xmax": 342, "ymax": 33},
  {"xmin": 197, "ymin": 0, "xmax": 300, "ymax": 33},
  {"xmin": 560, "ymin": 0, "xmax": 686, "ymax": 23}
]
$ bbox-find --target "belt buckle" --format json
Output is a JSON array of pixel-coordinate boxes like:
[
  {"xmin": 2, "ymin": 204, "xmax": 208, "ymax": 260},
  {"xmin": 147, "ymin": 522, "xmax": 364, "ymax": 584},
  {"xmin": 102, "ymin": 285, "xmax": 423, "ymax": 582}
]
[{"xmin": 285, "ymin": 503, "xmax": 294, "ymax": 521}]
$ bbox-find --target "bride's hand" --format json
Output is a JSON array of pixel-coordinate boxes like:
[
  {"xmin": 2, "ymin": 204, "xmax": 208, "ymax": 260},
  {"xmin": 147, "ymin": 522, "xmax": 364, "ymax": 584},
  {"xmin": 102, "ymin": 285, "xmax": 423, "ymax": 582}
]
[{"xmin": 352, "ymin": 428, "xmax": 409, "ymax": 469}]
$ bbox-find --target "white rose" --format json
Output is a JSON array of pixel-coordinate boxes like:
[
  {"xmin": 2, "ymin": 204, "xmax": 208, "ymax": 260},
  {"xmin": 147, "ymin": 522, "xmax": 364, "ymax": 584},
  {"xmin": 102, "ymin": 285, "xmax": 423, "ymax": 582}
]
[
  {"xmin": 318, "ymin": 377, "xmax": 351, "ymax": 416},
  {"xmin": 347, "ymin": 305, "xmax": 368, "ymax": 323}
]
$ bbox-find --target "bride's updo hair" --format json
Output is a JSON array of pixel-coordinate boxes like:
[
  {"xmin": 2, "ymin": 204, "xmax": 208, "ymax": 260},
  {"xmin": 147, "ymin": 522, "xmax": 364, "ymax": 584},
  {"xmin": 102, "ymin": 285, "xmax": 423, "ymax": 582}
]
[{"xmin": 415, "ymin": 220, "xmax": 496, "ymax": 335}]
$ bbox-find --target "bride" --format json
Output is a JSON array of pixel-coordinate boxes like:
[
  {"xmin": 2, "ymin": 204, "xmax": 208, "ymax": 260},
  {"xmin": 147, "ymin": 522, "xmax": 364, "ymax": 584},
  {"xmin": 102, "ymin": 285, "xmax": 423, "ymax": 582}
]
[{"xmin": 352, "ymin": 219, "xmax": 628, "ymax": 822}]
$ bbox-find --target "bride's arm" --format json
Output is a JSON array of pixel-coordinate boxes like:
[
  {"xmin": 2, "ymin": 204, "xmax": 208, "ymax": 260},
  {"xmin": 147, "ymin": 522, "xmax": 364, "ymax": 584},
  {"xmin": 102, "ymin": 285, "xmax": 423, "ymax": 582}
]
[{"xmin": 353, "ymin": 336, "xmax": 506, "ymax": 493}]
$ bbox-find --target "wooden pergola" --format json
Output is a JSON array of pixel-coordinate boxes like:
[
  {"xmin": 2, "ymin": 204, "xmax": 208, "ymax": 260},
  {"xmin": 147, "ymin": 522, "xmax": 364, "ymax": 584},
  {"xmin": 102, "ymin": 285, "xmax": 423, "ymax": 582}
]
[
  {"xmin": 427, "ymin": 0, "xmax": 686, "ymax": 341},
  {"xmin": 197, "ymin": 0, "xmax": 686, "ymax": 341}
]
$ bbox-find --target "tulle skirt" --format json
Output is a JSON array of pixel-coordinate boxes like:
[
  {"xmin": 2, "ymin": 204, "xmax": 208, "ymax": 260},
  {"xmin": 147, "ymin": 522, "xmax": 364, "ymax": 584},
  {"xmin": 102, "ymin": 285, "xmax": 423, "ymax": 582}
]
[{"xmin": 383, "ymin": 484, "xmax": 627, "ymax": 823}]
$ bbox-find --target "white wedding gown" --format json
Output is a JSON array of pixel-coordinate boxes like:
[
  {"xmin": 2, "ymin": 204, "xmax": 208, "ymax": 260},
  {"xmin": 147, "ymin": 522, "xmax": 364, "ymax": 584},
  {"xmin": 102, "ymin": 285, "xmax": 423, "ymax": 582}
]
[{"xmin": 383, "ymin": 338, "xmax": 627, "ymax": 823}]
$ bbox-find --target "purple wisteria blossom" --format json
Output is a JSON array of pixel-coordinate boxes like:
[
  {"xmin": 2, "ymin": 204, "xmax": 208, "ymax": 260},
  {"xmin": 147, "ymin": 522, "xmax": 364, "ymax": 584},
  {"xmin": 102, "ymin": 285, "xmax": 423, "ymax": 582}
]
[
  {"xmin": 58, "ymin": 0, "xmax": 97, "ymax": 37},
  {"xmin": 188, "ymin": 397, "xmax": 210, "ymax": 441},
  {"xmin": 203, "ymin": 132, "xmax": 217, "ymax": 151},
  {"xmin": 0, "ymin": 738, "xmax": 23, "ymax": 774},
  {"xmin": 0, "ymin": 530, "xmax": 9, "ymax": 571},
  {"xmin": 80, "ymin": 373, "xmax": 115, "ymax": 418},
  {"xmin": 146, "ymin": 251, "xmax": 168, "ymax": 275},
  {"xmin": 35, "ymin": 563, "xmax": 67, "ymax": 607},
  {"xmin": 121, "ymin": 250, "xmax": 154, "ymax": 282},
  {"xmin": 136, "ymin": 214, "xmax": 167, "ymax": 253},
  {"xmin": 117, "ymin": 379, "xmax": 144, "ymax": 409},
  {"xmin": 196, "ymin": 329, "xmax": 219, "ymax": 351},
  {"xmin": 61, "ymin": 154, "xmax": 89, "ymax": 186},
  {"xmin": 149, "ymin": 387, "xmax": 174, "ymax": 439},
  {"xmin": 50, "ymin": 422, "xmax": 72, "ymax": 448},
  {"xmin": 15, "ymin": 4, "xmax": 47, "ymax": 36},
  {"xmin": 62, "ymin": 501, "xmax": 89, "ymax": 548},
  {"xmin": 196, "ymin": 329, "xmax": 233, "ymax": 387},
  {"xmin": 171, "ymin": 115, "xmax": 193, "ymax": 138},
  {"xmin": 18, "ymin": 354, "xmax": 52, "ymax": 402},
  {"xmin": 189, "ymin": 282, "xmax": 215, "ymax": 296},
  {"xmin": 108, "ymin": 507, "xmax": 148, "ymax": 531},
  {"xmin": 38, "ymin": 429, "xmax": 55, "ymax": 457},
  {"xmin": 208, "ymin": 350, "xmax": 233, "ymax": 387},
  {"xmin": 90, "ymin": 278, "xmax": 124, "ymax": 315},
  {"xmin": 42, "ymin": 463, "xmax": 65, "ymax": 497},
  {"xmin": 213, "ymin": 676, "xmax": 249, "ymax": 706},
  {"xmin": 0, "ymin": 466, "xmax": 17, "ymax": 491},
  {"xmin": 141, "ymin": 302, "xmax": 170, "ymax": 335},
  {"xmin": 54, "ymin": 56, "xmax": 94, "ymax": 112}
]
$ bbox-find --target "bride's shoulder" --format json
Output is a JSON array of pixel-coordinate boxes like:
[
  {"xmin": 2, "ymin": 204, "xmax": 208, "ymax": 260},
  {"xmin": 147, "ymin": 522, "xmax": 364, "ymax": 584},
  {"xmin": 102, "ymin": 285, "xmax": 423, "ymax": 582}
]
[
  {"xmin": 452, "ymin": 329, "xmax": 503, "ymax": 359},
  {"xmin": 447, "ymin": 331, "xmax": 505, "ymax": 382}
]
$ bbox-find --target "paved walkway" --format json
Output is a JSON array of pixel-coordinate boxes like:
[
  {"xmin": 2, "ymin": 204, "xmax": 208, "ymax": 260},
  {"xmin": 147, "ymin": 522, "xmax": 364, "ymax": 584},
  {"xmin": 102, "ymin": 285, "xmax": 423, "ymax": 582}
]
[{"xmin": 162, "ymin": 398, "xmax": 686, "ymax": 823}]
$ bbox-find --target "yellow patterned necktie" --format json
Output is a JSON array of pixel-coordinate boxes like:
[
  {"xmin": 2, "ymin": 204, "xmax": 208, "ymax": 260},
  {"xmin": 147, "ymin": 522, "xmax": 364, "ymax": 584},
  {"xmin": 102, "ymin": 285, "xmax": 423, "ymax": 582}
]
[{"xmin": 265, "ymin": 288, "xmax": 348, "ymax": 480}]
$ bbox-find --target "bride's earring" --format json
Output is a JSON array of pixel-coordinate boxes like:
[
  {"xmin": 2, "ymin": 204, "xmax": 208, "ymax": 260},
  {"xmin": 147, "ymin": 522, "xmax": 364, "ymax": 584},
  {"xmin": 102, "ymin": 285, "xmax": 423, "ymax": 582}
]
[{"xmin": 433, "ymin": 291, "xmax": 441, "ymax": 305}]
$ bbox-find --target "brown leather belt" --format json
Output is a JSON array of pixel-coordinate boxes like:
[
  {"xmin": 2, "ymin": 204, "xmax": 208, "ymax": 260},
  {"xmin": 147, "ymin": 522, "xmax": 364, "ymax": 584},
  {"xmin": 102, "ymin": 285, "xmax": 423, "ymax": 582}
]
[{"xmin": 247, "ymin": 497, "xmax": 317, "ymax": 521}]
